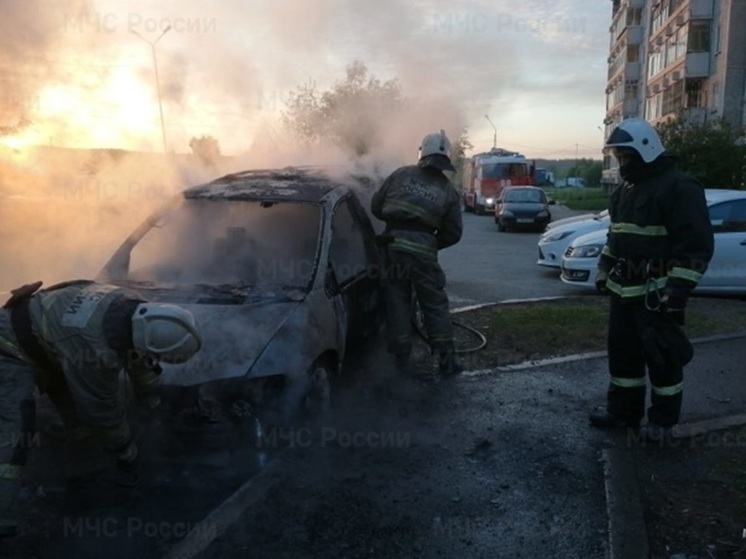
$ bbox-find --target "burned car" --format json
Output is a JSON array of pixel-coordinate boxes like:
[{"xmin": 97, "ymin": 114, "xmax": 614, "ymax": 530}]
[{"xmin": 98, "ymin": 167, "xmax": 384, "ymax": 425}]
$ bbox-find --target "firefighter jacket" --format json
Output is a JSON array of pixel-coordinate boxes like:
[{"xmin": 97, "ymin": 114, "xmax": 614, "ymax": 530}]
[
  {"xmin": 371, "ymin": 164, "xmax": 463, "ymax": 261},
  {"xmin": 597, "ymin": 157, "xmax": 714, "ymax": 302},
  {"xmin": 25, "ymin": 282, "xmax": 159, "ymax": 450}
]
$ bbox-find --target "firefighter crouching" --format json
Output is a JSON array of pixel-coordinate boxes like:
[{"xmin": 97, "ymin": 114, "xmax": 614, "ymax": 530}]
[
  {"xmin": 589, "ymin": 118, "xmax": 714, "ymax": 442},
  {"xmin": 0, "ymin": 280, "xmax": 202, "ymax": 536},
  {"xmin": 371, "ymin": 129, "xmax": 464, "ymax": 377}
]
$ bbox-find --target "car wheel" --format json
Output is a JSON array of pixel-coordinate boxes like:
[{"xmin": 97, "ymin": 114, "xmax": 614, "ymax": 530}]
[{"xmin": 304, "ymin": 361, "xmax": 332, "ymax": 419}]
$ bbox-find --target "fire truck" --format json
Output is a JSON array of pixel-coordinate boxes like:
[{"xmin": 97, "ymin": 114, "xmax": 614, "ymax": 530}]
[{"xmin": 462, "ymin": 148, "xmax": 536, "ymax": 215}]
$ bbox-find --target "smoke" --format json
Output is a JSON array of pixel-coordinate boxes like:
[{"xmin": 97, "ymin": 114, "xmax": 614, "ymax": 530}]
[{"xmin": 0, "ymin": 0, "xmax": 529, "ymax": 291}]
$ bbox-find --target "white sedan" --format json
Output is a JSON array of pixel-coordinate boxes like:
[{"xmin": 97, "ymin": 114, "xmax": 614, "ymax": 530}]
[
  {"xmin": 560, "ymin": 189, "xmax": 746, "ymax": 294},
  {"xmin": 537, "ymin": 210, "xmax": 610, "ymax": 268}
]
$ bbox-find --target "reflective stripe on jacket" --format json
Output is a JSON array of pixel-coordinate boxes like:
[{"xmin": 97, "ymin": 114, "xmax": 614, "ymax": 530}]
[
  {"xmin": 598, "ymin": 158, "xmax": 714, "ymax": 300},
  {"xmin": 371, "ymin": 164, "xmax": 463, "ymax": 261}
]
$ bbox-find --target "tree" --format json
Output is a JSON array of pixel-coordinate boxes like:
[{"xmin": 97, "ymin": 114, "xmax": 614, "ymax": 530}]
[
  {"xmin": 189, "ymin": 135, "xmax": 221, "ymax": 169},
  {"xmin": 656, "ymin": 114, "xmax": 746, "ymax": 188},
  {"xmin": 450, "ymin": 129, "xmax": 473, "ymax": 190},
  {"xmin": 282, "ymin": 61, "xmax": 404, "ymax": 158},
  {"xmin": 565, "ymin": 158, "xmax": 603, "ymax": 187}
]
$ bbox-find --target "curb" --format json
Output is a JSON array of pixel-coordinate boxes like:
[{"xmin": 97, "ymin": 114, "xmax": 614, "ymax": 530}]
[
  {"xmin": 163, "ymin": 456, "xmax": 285, "ymax": 559},
  {"xmin": 460, "ymin": 330, "xmax": 746, "ymax": 377},
  {"xmin": 602, "ymin": 448, "xmax": 649, "ymax": 559}
]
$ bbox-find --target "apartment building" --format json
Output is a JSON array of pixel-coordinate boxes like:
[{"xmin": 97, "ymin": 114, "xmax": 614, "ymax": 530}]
[{"xmin": 601, "ymin": 0, "xmax": 746, "ymax": 186}]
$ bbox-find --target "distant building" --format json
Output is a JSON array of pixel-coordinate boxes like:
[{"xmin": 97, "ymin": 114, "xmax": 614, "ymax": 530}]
[{"xmin": 601, "ymin": 0, "xmax": 746, "ymax": 186}]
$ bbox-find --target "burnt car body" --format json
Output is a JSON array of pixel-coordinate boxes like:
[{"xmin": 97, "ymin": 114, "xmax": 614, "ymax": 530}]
[{"xmin": 98, "ymin": 167, "xmax": 384, "ymax": 422}]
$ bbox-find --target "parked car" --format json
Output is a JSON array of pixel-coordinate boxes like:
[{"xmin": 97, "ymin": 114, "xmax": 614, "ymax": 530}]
[
  {"xmin": 537, "ymin": 210, "xmax": 610, "ymax": 268},
  {"xmin": 98, "ymin": 167, "xmax": 384, "ymax": 425},
  {"xmin": 544, "ymin": 209, "xmax": 608, "ymax": 231},
  {"xmin": 494, "ymin": 186, "xmax": 555, "ymax": 232},
  {"xmin": 560, "ymin": 189, "xmax": 746, "ymax": 294},
  {"xmin": 555, "ymin": 177, "xmax": 587, "ymax": 189}
]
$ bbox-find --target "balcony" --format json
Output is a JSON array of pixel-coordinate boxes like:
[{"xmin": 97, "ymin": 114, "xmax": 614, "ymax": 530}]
[
  {"xmin": 623, "ymin": 98, "xmax": 639, "ymax": 116},
  {"xmin": 625, "ymin": 62, "xmax": 641, "ymax": 80},
  {"xmin": 690, "ymin": 0, "xmax": 714, "ymax": 19},
  {"xmin": 685, "ymin": 51, "xmax": 710, "ymax": 77},
  {"xmin": 626, "ymin": 25, "xmax": 643, "ymax": 44},
  {"xmin": 683, "ymin": 107, "xmax": 707, "ymax": 124}
]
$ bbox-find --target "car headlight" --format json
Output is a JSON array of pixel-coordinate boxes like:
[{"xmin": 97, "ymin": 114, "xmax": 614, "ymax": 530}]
[
  {"xmin": 567, "ymin": 244, "xmax": 603, "ymax": 258},
  {"xmin": 537, "ymin": 210, "xmax": 549, "ymax": 218},
  {"xmin": 500, "ymin": 210, "xmax": 514, "ymax": 217},
  {"xmin": 486, "ymin": 197, "xmax": 494, "ymax": 205},
  {"xmin": 542, "ymin": 230, "xmax": 573, "ymax": 242}
]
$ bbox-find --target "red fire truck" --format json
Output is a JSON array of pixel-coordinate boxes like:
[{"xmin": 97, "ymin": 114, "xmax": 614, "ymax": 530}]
[{"xmin": 462, "ymin": 148, "xmax": 536, "ymax": 215}]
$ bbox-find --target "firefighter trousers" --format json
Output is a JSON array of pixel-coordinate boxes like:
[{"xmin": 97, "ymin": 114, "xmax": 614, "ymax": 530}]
[
  {"xmin": 382, "ymin": 249, "xmax": 454, "ymax": 357},
  {"xmin": 606, "ymin": 296, "xmax": 686, "ymax": 427},
  {"xmin": 0, "ymin": 352, "xmax": 37, "ymax": 529}
]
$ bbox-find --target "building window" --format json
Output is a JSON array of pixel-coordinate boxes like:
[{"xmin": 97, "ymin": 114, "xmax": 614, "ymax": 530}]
[
  {"xmin": 625, "ymin": 80, "xmax": 639, "ymax": 100},
  {"xmin": 675, "ymin": 26, "xmax": 687, "ymax": 59},
  {"xmin": 687, "ymin": 21, "xmax": 711, "ymax": 52},
  {"xmin": 627, "ymin": 44, "xmax": 639, "ymax": 63},
  {"xmin": 685, "ymin": 78, "xmax": 706, "ymax": 108},
  {"xmin": 627, "ymin": 7, "xmax": 642, "ymax": 26}
]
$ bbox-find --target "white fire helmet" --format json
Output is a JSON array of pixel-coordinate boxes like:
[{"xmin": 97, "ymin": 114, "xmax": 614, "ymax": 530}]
[
  {"xmin": 605, "ymin": 118, "xmax": 665, "ymax": 163},
  {"xmin": 131, "ymin": 303, "xmax": 202, "ymax": 364},
  {"xmin": 419, "ymin": 129, "xmax": 452, "ymax": 159}
]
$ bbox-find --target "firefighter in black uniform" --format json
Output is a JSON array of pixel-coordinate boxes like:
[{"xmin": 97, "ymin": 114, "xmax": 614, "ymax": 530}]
[
  {"xmin": 371, "ymin": 130, "xmax": 464, "ymax": 377},
  {"xmin": 589, "ymin": 118, "xmax": 714, "ymax": 442}
]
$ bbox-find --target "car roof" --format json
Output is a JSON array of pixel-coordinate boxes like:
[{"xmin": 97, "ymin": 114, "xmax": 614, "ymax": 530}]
[
  {"xmin": 183, "ymin": 166, "xmax": 362, "ymax": 203},
  {"xmin": 704, "ymin": 188, "xmax": 746, "ymax": 203}
]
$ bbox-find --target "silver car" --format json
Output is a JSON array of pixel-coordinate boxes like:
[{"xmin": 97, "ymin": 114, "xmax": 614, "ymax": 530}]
[{"xmin": 98, "ymin": 167, "xmax": 384, "ymax": 425}]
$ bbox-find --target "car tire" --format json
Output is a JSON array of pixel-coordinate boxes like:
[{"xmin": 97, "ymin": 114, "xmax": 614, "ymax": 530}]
[
  {"xmin": 265, "ymin": 360, "xmax": 334, "ymax": 428},
  {"xmin": 304, "ymin": 361, "xmax": 332, "ymax": 419}
]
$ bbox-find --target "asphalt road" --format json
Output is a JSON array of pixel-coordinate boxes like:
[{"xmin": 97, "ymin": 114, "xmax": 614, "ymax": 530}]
[
  {"xmin": 440, "ymin": 206, "xmax": 593, "ymax": 306},
  {"xmin": 0, "ymin": 206, "xmax": 654, "ymax": 559}
]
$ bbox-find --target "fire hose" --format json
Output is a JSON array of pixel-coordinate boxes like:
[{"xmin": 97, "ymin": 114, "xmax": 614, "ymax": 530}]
[{"xmin": 410, "ymin": 299, "xmax": 487, "ymax": 354}]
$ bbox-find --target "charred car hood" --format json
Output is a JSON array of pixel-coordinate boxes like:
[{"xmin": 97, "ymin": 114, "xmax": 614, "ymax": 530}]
[{"xmin": 158, "ymin": 300, "xmax": 301, "ymax": 386}]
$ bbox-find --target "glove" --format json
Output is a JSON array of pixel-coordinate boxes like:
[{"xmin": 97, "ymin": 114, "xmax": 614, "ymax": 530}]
[
  {"xmin": 661, "ymin": 294, "xmax": 687, "ymax": 326},
  {"xmin": 594, "ymin": 270, "xmax": 609, "ymax": 294}
]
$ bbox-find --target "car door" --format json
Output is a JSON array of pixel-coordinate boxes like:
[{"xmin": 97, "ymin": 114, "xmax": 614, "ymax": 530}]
[
  {"xmin": 328, "ymin": 196, "xmax": 380, "ymax": 346},
  {"xmin": 703, "ymin": 199, "xmax": 746, "ymax": 290}
]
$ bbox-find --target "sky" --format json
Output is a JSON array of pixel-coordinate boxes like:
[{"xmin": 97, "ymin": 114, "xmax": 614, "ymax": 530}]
[{"xmin": 0, "ymin": 0, "xmax": 612, "ymax": 160}]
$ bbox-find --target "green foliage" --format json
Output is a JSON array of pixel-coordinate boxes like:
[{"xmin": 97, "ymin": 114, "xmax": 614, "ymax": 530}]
[
  {"xmin": 564, "ymin": 158, "xmax": 604, "ymax": 187},
  {"xmin": 544, "ymin": 187, "xmax": 609, "ymax": 211},
  {"xmin": 656, "ymin": 115, "xmax": 746, "ymax": 188},
  {"xmin": 282, "ymin": 61, "xmax": 405, "ymax": 158}
]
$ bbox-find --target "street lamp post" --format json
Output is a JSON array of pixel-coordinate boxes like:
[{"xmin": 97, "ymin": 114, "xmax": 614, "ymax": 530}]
[
  {"xmin": 132, "ymin": 26, "xmax": 171, "ymax": 153},
  {"xmin": 485, "ymin": 115, "xmax": 497, "ymax": 149}
]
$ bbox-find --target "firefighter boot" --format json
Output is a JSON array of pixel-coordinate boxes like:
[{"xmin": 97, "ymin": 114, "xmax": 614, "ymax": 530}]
[
  {"xmin": 438, "ymin": 349, "xmax": 464, "ymax": 377},
  {"xmin": 0, "ymin": 477, "xmax": 20, "ymax": 537},
  {"xmin": 588, "ymin": 408, "xmax": 640, "ymax": 431},
  {"xmin": 394, "ymin": 353, "xmax": 410, "ymax": 376}
]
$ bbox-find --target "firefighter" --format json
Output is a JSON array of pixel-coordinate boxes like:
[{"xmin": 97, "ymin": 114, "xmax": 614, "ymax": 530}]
[
  {"xmin": 589, "ymin": 118, "xmax": 714, "ymax": 442},
  {"xmin": 0, "ymin": 279, "xmax": 202, "ymax": 536},
  {"xmin": 371, "ymin": 130, "xmax": 464, "ymax": 377}
]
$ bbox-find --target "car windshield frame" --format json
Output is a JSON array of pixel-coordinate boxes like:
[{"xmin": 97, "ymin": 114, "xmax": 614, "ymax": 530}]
[{"xmin": 100, "ymin": 196, "xmax": 323, "ymax": 294}]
